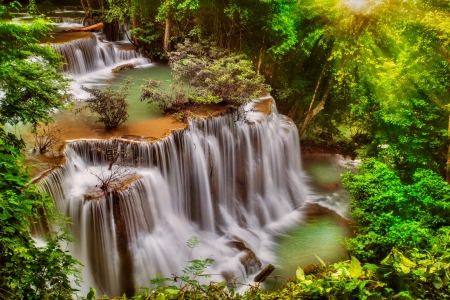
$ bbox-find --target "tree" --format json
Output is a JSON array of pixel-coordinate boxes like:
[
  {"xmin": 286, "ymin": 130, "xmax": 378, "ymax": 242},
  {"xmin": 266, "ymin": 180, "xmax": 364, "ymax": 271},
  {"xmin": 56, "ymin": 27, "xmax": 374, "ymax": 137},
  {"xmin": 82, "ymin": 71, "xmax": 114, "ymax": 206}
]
[
  {"xmin": 0, "ymin": 2, "xmax": 81, "ymax": 298},
  {"xmin": 0, "ymin": 140, "xmax": 82, "ymax": 300},
  {"xmin": 79, "ymin": 78, "xmax": 133, "ymax": 130},
  {"xmin": 169, "ymin": 41, "xmax": 270, "ymax": 105},
  {"xmin": 0, "ymin": 4, "xmax": 69, "ymax": 130}
]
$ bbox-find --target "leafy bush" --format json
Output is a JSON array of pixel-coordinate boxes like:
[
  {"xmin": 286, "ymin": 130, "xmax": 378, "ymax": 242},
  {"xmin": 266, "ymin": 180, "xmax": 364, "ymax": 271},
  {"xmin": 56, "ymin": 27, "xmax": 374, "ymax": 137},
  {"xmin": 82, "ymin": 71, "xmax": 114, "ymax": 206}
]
[
  {"xmin": 140, "ymin": 79, "xmax": 192, "ymax": 113},
  {"xmin": 79, "ymin": 78, "xmax": 133, "ymax": 130},
  {"xmin": 32, "ymin": 123, "xmax": 61, "ymax": 153},
  {"xmin": 0, "ymin": 140, "xmax": 81, "ymax": 300},
  {"xmin": 101, "ymin": 238, "xmax": 450, "ymax": 299},
  {"xmin": 342, "ymin": 158, "xmax": 450, "ymax": 261},
  {"xmin": 170, "ymin": 40, "xmax": 270, "ymax": 105}
]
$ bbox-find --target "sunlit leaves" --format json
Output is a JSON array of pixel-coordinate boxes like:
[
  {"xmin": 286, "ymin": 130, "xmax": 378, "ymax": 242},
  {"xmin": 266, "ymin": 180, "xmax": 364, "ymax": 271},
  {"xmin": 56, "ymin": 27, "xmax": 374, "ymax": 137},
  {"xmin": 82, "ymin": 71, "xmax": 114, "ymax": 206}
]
[{"xmin": 343, "ymin": 159, "xmax": 450, "ymax": 261}]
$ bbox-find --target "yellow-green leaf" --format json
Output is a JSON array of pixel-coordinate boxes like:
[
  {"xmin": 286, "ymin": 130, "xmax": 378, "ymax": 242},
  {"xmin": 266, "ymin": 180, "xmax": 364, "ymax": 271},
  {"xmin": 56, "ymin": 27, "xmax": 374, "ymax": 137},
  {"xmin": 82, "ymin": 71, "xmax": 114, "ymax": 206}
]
[
  {"xmin": 350, "ymin": 256, "xmax": 362, "ymax": 278},
  {"xmin": 217, "ymin": 281, "xmax": 227, "ymax": 290},
  {"xmin": 164, "ymin": 289, "xmax": 179, "ymax": 295},
  {"xmin": 315, "ymin": 254, "xmax": 326, "ymax": 267},
  {"xmin": 296, "ymin": 267, "xmax": 305, "ymax": 281}
]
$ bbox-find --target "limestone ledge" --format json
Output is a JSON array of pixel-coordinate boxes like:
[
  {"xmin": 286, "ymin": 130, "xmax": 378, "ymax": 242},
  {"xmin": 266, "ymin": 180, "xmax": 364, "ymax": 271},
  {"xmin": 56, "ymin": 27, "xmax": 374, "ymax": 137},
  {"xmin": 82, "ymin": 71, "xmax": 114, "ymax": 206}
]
[{"xmin": 29, "ymin": 96, "xmax": 274, "ymax": 183}]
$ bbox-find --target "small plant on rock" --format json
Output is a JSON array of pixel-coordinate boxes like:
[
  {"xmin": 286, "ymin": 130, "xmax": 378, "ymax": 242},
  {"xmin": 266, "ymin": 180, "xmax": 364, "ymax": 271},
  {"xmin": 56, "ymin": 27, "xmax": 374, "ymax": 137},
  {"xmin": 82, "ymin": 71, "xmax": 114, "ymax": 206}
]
[{"xmin": 32, "ymin": 122, "xmax": 61, "ymax": 153}]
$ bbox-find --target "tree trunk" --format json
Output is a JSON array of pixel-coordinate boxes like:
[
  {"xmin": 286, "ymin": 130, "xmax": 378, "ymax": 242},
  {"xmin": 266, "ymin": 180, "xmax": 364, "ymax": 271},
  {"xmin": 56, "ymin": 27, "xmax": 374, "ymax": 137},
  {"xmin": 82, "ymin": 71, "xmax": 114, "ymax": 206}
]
[
  {"xmin": 62, "ymin": 22, "xmax": 104, "ymax": 32},
  {"xmin": 132, "ymin": 15, "xmax": 139, "ymax": 45},
  {"xmin": 299, "ymin": 82, "xmax": 333, "ymax": 136},
  {"xmin": 85, "ymin": 0, "xmax": 92, "ymax": 18},
  {"xmin": 298, "ymin": 62, "xmax": 329, "ymax": 136},
  {"xmin": 111, "ymin": 192, "xmax": 135, "ymax": 297},
  {"xmin": 254, "ymin": 264, "xmax": 275, "ymax": 282},
  {"xmin": 256, "ymin": 38, "xmax": 265, "ymax": 76},
  {"xmin": 164, "ymin": 0, "xmax": 171, "ymax": 52},
  {"xmin": 447, "ymin": 115, "xmax": 450, "ymax": 184},
  {"xmin": 80, "ymin": 0, "xmax": 87, "ymax": 17}
]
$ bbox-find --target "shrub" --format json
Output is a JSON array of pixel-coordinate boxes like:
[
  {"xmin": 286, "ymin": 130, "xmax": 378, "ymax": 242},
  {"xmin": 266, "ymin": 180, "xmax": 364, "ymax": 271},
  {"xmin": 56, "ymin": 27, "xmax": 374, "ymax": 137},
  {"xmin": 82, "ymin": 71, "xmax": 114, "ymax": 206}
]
[
  {"xmin": 79, "ymin": 78, "xmax": 133, "ymax": 130},
  {"xmin": 140, "ymin": 79, "xmax": 191, "ymax": 113},
  {"xmin": 342, "ymin": 159, "xmax": 450, "ymax": 261},
  {"xmin": 0, "ymin": 140, "xmax": 82, "ymax": 299},
  {"xmin": 170, "ymin": 40, "xmax": 270, "ymax": 105},
  {"xmin": 32, "ymin": 123, "xmax": 61, "ymax": 153}
]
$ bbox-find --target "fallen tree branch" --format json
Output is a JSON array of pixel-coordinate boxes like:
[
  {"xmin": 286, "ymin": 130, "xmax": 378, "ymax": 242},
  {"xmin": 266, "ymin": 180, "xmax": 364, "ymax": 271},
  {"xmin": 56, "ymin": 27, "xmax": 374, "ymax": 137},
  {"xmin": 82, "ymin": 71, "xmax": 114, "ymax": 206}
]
[{"xmin": 62, "ymin": 22, "xmax": 104, "ymax": 32}]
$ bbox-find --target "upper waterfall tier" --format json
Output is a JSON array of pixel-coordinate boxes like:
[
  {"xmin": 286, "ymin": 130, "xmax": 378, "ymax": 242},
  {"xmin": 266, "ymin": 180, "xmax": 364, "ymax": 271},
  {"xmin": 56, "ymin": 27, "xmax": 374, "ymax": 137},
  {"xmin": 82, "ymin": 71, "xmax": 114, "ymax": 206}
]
[
  {"xmin": 49, "ymin": 33, "xmax": 145, "ymax": 76},
  {"xmin": 37, "ymin": 99, "xmax": 306, "ymax": 296}
]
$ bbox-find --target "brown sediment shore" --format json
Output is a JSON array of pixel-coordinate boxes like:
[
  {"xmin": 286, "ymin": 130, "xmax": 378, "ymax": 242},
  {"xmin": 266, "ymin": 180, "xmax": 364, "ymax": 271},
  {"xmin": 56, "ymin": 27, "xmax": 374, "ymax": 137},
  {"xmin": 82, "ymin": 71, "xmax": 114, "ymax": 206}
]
[{"xmin": 40, "ymin": 31, "xmax": 94, "ymax": 44}]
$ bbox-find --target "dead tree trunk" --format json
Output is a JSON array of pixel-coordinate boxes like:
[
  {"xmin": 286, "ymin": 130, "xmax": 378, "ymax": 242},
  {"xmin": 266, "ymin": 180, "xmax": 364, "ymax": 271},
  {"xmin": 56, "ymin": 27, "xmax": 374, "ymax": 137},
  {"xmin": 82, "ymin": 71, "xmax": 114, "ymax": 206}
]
[
  {"xmin": 254, "ymin": 264, "xmax": 275, "ymax": 282},
  {"xmin": 62, "ymin": 22, "xmax": 104, "ymax": 32}
]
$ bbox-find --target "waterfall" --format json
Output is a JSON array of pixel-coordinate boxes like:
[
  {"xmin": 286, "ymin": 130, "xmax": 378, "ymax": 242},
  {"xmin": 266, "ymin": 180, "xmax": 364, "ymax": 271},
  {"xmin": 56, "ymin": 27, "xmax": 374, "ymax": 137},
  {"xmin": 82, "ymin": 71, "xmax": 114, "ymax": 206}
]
[
  {"xmin": 49, "ymin": 17, "xmax": 84, "ymax": 24},
  {"xmin": 50, "ymin": 34, "xmax": 146, "ymax": 76},
  {"xmin": 38, "ymin": 101, "xmax": 306, "ymax": 296}
]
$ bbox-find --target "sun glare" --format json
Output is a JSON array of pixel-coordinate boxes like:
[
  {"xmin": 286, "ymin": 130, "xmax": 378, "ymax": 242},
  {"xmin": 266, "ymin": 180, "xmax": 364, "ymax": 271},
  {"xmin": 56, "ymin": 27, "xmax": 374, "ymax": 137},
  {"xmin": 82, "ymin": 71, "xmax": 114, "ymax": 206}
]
[{"xmin": 342, "ymin": 0, "xmax": 382, "ymax": 13}]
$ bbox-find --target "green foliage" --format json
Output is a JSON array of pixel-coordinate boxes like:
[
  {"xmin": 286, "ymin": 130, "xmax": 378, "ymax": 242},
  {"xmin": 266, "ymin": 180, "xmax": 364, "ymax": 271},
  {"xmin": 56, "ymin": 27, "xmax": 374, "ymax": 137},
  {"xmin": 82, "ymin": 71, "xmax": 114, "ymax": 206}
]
[
  {"xmin": 189, "ymin": 94, "xmax": 222, "ymax": 105},
  {"xmin": 170, "ymin": 40, "xmax": 270, "ymax": 105},
  {"xmin": 79, "ymin": 78, "xmax": 133, "ymax": 130},
  {"xmin": 0, "ymin": 140, "xmax": 82, "ymax": 300},
  {"xmin": 140, "ymin": 78, "xmax": 191, "ymax": 113},
  {"xmin": 0, "ymin": 5, "xmax": 70, "ymax": 127},
  {"xmin": 108, "ymin": 239, "xmax": 450, "ymax": 299},
  {"xmin": 0, "ymin": 3, "xmax": 82, "ymax": 299},
  {"xmin": 128, "ymin": 22, "xmax": 163, "ymax": 59},
  {"xmin": 342, "ymin": 159, "xmax": 450, "ymax": 262}
]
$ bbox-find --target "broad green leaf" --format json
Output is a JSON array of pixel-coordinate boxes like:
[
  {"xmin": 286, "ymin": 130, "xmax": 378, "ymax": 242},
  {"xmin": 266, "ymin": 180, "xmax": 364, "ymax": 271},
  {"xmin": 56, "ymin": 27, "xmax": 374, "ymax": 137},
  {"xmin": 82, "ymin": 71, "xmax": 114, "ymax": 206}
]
[
  {"xmin": 399, "ymin": 265, "xmax": 411, "ymax": 274},
  {"xmin": 217, "ymin": 281, "xmax": 227, "ymax": 290},
  {"xmin": 296, "ymin": 267, "xmax": 305, "ymax": 281},
  {"xmin": 399, "ymin": 253, "xmax": 416, "ymax": 267},
  {"xmin": 164, "ymin": 289, "xmax": 179, "ymax": 295},
  {"xmin": 350, "ymin": 256, "xmax": 362, "ymax": 278},
  {"xmin": 157, "ymin": 294, "xmax": 165, "ymax": 300},
  {"xmin": 433, "ymin": 277, "xmax": 443, "ymax": 289},
  {"xmin": 315, "ymin": 254, "xmax": 326, "ymax": 267}
]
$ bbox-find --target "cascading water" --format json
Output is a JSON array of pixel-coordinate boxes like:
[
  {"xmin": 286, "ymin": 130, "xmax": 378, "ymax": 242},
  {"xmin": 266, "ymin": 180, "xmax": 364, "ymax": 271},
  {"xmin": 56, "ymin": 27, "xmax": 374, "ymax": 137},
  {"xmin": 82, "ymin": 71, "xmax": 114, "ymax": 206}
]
[
  {"xmin": 50, "ymin": 33, "xmax": 145, "ymax": 75},
  {"xmin": 38, "ymin": 100, "xmax": 307, "ymax": 296}
]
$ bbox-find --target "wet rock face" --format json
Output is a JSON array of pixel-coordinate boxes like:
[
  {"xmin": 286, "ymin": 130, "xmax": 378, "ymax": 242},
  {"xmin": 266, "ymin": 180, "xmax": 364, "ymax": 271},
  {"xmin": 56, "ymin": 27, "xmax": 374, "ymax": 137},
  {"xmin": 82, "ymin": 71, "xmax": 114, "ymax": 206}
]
[
  {"xmin": 227, "ymin": 240, "xmax": 262, "ymax": 276},
  {"xmin": 320, "ymin": 182, "xmax": 342, "ymax": 192}
]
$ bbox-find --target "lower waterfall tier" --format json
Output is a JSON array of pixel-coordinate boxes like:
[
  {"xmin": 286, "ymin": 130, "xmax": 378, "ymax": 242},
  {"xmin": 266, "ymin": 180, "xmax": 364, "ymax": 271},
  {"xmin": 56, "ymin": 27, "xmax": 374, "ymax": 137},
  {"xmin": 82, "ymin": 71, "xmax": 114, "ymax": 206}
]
[{"xmin": 37, "ymin": 100, "xmax": 307, "ymax": 296}]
